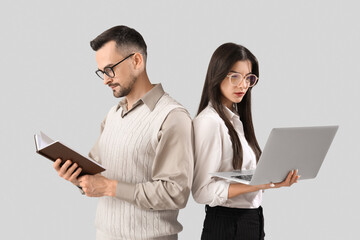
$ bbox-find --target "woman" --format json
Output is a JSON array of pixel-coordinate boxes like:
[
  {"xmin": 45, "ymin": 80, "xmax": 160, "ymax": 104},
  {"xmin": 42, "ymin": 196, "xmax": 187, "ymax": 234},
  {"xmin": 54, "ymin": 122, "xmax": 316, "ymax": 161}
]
[{"xmin": 192, "ymin": 43, "xmax": 299, "ymax": 240}]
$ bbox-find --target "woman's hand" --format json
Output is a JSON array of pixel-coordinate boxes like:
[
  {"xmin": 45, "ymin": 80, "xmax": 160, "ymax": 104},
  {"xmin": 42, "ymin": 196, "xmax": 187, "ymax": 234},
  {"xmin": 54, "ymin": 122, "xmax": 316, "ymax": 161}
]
[
  {"xmin": 257, "ymin": 170, "xmax": 300, "ymax": 190},
  {"xmin": 228, "ymin": 170, "xmax": 300, "ymax": 198}
]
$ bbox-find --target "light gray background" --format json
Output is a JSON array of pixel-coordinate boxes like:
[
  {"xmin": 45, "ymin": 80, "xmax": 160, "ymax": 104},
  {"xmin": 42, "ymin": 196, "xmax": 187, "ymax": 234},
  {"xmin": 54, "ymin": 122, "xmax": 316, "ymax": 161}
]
[{"xmin": 0, "ymin": 0, "xmax": 359, "ymax": 239}]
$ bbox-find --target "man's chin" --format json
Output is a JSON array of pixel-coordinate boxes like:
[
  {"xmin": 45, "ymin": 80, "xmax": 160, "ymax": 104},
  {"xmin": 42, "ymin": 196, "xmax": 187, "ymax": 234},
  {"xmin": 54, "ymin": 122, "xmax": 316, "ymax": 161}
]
[
  {"xmin": 113, "ymin": 92, "xmax": 123, "ymax": 98},
  {"xmin": 113, "ymin": 90, "xmax": 126, "ymax": 98},
  {"xmin": 112, "ymin": 85, "xmax": 132, "ymax": 98}
]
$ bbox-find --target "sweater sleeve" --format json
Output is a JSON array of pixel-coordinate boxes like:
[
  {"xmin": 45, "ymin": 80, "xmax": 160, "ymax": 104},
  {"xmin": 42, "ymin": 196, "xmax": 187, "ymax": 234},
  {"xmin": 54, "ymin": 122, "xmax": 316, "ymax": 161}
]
[
  {"xmin": 191, "ymin": 115, "xmax": 229, "ymax": 207},
  {"xmin": 115, "ymin": 108, "xmax": 194, "ymax": 210}
]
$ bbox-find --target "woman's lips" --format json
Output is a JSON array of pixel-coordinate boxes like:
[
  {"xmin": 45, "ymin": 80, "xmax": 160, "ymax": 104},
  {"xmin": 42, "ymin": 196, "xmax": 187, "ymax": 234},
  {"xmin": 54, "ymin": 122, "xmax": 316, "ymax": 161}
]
[{"xmin": 234, "ymin": 92, "xmax": 245, "ymax": 97}]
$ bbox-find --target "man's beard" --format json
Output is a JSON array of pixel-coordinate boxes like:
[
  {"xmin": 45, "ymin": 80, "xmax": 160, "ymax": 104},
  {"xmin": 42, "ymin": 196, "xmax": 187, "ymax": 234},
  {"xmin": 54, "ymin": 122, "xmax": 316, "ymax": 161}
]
[{"xmin": 111, "ymin": 76, "xmax": 137, "ymax": 98}]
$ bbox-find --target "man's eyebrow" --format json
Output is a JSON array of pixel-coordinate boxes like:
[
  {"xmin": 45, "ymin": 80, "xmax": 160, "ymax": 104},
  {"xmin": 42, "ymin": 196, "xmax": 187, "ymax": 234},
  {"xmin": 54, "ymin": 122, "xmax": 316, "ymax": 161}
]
[
  {"xmin": 97, "ymin": 63, "xmax": 114, "ymax": 71},
  {"xmin": 105, "ymin": 63, "xmax": 114, "ymax": 68}
]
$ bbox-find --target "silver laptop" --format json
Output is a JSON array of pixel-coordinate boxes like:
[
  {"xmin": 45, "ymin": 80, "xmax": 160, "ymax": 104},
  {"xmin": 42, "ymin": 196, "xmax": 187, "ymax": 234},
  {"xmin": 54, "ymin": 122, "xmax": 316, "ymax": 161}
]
[{"xmin": 211, "ymin": 126, "xmax": 338, "ymax": 185}]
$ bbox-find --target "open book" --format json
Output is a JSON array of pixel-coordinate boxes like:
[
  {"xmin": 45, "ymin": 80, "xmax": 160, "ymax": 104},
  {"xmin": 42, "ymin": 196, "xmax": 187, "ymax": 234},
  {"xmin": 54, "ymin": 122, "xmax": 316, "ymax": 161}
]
[{"xmin": 34, "ymin": 131, "xmax": 105, "ymax": 176}]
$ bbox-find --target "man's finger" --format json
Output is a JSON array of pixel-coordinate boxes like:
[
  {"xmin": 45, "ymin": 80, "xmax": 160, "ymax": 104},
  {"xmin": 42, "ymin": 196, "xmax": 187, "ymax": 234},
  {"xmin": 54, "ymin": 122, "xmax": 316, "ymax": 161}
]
[
  {"xmin": 63, "ymin": 163, "xmax": 79, "ymax": 179},
  {"xmin": 82, "ymin": 187, "xmax": 89, "ymax": 196},
  {"xmin": 69, "ymin": 168, "xmax": 82, "ymax": 183},
  {"xmin": 53, "ymin": 158, "xmax": 62, "ymax": 171},
  {"xmin": 58, "ymin": 160, "xmax": 72, "ymax": 177}
]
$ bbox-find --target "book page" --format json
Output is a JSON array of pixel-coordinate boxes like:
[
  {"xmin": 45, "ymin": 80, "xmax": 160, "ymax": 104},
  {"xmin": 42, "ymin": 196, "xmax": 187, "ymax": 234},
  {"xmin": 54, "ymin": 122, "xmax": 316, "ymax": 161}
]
[
  {"xmin": 34, "ymin": 134, "xmax": 40, "ymax": 150},
  {"xmin": 38, "ymin": 131, "xmax": 55, "ymax": 149}
]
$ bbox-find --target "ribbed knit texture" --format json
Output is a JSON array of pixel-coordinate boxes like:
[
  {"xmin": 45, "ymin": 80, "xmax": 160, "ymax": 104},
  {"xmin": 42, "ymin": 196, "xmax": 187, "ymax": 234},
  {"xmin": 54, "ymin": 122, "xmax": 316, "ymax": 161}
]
[{"xmin": 95, "ymin": 94, "xmax": 184, "ymax": 240}]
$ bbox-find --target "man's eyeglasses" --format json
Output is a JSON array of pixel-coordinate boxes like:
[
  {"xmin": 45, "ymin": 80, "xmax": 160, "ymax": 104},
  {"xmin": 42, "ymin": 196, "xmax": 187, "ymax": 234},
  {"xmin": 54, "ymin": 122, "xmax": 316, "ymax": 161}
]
[
  {"xmin": 227, "ymin": 72, "xmax": 258, "ymax": 87},
  {"xmin": 95, "ymin": 53, "xmax": 135, "ymax": 80}
]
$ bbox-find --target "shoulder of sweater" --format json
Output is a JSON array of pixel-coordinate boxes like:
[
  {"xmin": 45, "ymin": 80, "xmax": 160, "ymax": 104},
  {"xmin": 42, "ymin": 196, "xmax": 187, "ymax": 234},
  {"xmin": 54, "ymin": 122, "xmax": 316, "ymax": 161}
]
[
  {"xmin": 157, "ymin": 93, "xmax": 191, "ymax": 115},
  {"xmin": 105, "ymin": 105, "xmax": 119, "ymax": 115},
  {"xmin": 158, "ymin": 93, "xmax": 184, "ymax": 107},
  {"xmin": 110, "ymin": 104, "xmax": 118, "ymax": 111},
  {"xmin": 165, "ymin": 108, "xmax": 192, "ymax": 124}
]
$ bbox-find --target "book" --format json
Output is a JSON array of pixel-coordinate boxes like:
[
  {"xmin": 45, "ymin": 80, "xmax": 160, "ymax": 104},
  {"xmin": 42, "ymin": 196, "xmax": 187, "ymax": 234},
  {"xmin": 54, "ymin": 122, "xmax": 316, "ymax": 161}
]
[{"xmin": 34, "ymin": 131, "xmax": 105, "ymax": 176}]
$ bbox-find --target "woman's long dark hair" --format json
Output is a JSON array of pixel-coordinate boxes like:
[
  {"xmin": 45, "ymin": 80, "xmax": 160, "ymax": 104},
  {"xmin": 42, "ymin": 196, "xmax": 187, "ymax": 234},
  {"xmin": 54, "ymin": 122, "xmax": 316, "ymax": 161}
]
[{"xmin": 197, "ymin": 43, "xmax": 262, "ymax": 169}]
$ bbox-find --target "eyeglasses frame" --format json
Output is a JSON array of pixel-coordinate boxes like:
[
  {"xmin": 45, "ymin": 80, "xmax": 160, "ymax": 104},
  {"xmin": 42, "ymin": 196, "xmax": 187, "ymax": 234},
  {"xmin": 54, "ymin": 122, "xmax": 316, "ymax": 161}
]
[
  {"xmin": 226, "ymin": 72, "xmax": 258, "ymax": 87},
  {"xmin": 95, "ymin": 53, "xmax": 135, "ymax": 80}
]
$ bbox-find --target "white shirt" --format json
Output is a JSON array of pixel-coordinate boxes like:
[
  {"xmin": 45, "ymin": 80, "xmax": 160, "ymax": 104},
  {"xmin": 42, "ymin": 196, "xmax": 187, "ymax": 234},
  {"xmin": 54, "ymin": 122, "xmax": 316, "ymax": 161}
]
[{"xmin": 192, "ymin": 103, "xmax": 262, "ymax": 208}]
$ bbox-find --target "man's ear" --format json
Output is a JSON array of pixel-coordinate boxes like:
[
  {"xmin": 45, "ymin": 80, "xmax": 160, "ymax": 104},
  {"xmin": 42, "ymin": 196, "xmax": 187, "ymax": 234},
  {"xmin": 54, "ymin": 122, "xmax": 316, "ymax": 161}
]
[{"xmin": 132, "ymin": 52, "xmax": 144, "ymax": 70}]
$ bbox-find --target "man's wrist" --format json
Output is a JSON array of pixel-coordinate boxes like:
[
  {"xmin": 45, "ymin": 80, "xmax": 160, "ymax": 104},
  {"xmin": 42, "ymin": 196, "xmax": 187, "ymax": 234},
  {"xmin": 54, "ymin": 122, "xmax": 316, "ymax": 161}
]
[{"xmin": 107, "ymin": 179, "xmax": 118, "ymax": 197}]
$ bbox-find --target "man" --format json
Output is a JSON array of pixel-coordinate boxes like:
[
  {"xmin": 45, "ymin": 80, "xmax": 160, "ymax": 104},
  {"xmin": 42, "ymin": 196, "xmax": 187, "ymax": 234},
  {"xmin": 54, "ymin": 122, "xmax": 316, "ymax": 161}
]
[{"xmin": 53, "ymin": 25, "xmax": 194, "ymax": 240}]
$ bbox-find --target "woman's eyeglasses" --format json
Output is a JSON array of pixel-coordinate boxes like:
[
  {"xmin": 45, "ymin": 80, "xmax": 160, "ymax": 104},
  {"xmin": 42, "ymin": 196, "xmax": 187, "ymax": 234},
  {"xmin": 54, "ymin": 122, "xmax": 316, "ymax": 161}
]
[{"xmin": 227, "ymin": 72, "xmax": 258, "ymax": 87}]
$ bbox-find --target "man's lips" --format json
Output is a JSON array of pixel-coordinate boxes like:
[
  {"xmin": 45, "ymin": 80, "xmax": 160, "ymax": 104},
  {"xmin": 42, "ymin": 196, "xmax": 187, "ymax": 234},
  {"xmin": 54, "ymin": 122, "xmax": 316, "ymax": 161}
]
[{"xmin": 109, "ymin": 84, "xmax": 119, "ymax": 89}]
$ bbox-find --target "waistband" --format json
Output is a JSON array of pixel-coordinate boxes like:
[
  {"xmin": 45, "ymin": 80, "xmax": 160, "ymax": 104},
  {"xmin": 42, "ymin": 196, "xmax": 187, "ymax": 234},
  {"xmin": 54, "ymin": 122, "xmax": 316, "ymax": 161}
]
[
  {"xmin": 205, "ymin": 205, "xmax": 263, "ymax": 216},
  {"xmin": 96, "ymin": 230, "xmax": 178, "ymax": 240}
]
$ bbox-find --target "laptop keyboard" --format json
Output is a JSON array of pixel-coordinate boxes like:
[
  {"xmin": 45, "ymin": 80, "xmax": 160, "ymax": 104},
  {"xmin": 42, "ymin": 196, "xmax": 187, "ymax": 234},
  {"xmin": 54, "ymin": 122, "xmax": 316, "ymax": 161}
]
[{"xmin": 231, "ymin": 174, "xmax": 253, "ymax": 181}]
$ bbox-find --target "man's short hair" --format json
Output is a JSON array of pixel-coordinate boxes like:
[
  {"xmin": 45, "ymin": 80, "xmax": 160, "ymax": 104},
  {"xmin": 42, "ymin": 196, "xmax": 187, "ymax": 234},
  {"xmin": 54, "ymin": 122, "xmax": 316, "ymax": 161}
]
[{"xmin": 90, "ymin": 25, "xmax": 147, "ymax": 62}]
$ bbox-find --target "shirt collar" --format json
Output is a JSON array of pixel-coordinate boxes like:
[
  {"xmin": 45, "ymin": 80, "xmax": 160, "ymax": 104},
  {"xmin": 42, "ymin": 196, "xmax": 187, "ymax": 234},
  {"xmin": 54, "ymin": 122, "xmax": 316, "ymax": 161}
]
[
  {"xmin": 223, "ymin": 104, "xmax": 238, "ymax": 121},
  {"xmin": 141, "ymin": 83, "xmax": 165, "ymax": 111},
  {"xmin": 116, "ymin": 83, "xmax": 165, "ymax": 117}
]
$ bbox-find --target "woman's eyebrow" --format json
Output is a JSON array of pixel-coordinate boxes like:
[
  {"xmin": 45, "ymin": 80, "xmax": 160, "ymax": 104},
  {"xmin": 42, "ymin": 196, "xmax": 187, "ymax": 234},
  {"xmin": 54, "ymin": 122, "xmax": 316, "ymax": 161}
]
[{"xmin": 229, "ymin": 70, "xmax": 251, "ymax": 75}]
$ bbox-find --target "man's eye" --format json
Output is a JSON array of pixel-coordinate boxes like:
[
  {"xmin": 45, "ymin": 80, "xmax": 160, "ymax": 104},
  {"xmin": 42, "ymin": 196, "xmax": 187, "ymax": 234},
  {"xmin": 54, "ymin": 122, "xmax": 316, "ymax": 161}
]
[{"xmin": 104, "ymin": 68, "xmax": 113, "ymax": 75}]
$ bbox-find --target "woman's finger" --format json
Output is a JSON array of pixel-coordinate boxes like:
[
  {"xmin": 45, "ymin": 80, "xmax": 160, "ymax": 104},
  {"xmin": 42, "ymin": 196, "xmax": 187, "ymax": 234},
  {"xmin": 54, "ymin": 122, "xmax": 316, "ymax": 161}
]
[
  {"xmin": 285, "ymin": 170, "xmax": 293, "ymax": 184},
  {"xmin": 290, "ymin": 169, "xmax": 298, "ymax": 184}
]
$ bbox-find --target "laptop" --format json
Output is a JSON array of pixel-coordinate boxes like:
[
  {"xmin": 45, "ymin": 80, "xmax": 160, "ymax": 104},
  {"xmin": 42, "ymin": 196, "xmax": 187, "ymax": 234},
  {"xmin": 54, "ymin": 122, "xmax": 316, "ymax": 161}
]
[{"xmin": 210, "ymin": 126, "xmax": 338, "ymax": 185}]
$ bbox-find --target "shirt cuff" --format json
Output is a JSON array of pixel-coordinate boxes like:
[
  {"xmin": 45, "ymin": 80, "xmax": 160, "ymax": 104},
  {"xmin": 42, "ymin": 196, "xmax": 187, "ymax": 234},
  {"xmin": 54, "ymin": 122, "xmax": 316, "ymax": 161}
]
[
  {"xmin": 116, "ymin": 181, "xmax": 136, "ymax": 203},
  {"xmin": 209, "ymin": 181, "xmax": 230, "ymax": 207}
]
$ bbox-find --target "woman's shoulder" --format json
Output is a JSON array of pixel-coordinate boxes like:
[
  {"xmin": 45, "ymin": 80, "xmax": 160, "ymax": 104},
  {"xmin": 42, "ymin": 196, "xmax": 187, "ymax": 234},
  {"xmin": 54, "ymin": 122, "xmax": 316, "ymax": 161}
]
[{"xmin": 193, "ymin": 105, "xmax": 223, "ymax": 128}]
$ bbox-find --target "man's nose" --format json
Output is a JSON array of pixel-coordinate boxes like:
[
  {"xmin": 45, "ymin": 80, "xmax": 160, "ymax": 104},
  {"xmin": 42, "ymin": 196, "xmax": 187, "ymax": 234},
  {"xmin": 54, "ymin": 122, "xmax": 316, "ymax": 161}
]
[{"xmin": 103, "ymin": 75, "xmax": 112, "ymax": 85}]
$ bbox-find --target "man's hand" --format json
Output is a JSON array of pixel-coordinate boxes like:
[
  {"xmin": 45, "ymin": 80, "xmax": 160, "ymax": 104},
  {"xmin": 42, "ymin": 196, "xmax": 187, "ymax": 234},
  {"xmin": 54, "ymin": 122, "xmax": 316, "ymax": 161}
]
[
  {"xmin": 53, "ymin": 158, "xmax": 117, "ymax": 197},
  {"xmin": 53, "ymin": 158, "xmax": 82, "ymax": 186},
  {"xmin": 78, "ymin": 174, "xmax": 117, "ymax": 197}
]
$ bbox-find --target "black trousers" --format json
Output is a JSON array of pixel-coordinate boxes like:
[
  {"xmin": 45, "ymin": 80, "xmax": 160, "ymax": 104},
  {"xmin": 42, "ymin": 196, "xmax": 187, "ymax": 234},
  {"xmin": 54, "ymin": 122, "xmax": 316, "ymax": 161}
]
[{"xmin": 201, "ymin": 205, "xmax": 265, "ymax": 240}]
